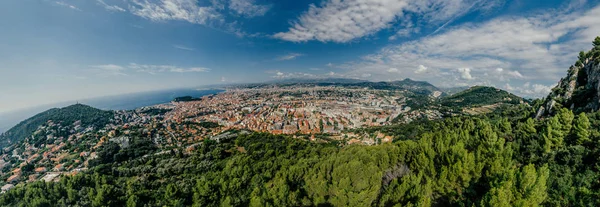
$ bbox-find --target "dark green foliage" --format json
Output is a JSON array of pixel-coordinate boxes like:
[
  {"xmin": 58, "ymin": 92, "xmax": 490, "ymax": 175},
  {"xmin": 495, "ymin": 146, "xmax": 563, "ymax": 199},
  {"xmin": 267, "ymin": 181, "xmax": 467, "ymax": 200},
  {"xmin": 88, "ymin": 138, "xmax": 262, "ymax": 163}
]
[
  {"xmin": 183, "ymin": 121, "xmax": 220, "ymax": 129},
  {"xmin": 6, "ymin": 106, "xmax": 600, "ymax": 206},
  {"xmin": 173, "ymin": 96, "xmax": 201, "ymax": 102},
  {"xmin": 439, "ymin": 86, "xmax": 523, "ymax": 108},
  {"xmin": 0, "ymin": 104, "xmax": 113, "ymax": 148}
]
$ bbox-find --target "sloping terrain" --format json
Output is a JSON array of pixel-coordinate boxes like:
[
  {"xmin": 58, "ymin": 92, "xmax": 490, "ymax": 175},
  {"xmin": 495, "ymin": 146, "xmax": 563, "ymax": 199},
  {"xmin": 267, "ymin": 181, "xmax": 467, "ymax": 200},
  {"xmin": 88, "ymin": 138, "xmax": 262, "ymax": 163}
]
[
  {"xmin": 439, "ymin": 86, "xmax": 524, "ymax": 108},
  {"xmin": 0, "ymin": 104, "xmax": 113, "ymax": 148},
  {"xmin": 538, "ymin": 37, "xmax": 600, "ymax": 116}
]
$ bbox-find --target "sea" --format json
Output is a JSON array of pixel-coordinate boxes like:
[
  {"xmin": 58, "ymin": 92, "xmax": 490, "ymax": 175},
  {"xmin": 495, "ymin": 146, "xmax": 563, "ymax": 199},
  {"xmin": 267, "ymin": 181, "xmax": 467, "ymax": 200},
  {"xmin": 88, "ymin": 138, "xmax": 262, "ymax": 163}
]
[{"xmin": 0, "ymin": 88, "xmax": 224, "ymax": 133}]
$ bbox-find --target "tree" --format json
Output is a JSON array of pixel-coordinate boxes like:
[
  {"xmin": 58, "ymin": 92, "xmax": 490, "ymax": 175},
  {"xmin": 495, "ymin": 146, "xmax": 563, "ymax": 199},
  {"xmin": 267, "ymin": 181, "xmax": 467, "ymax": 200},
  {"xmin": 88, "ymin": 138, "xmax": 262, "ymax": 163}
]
[
  {"xmin": 126, "ymin": 195, "xmax": 139, "ymax": 207},
  {"xmin": 593, "ymin": 36, "xmax": 600, "ymax": 48},
  {"xmin": 579, "ymin": 51, "xmax": 586, "ymax": 62},
  {"xmin": 573, "ymin": 113, "xmax": 590, "ymax": 145}
]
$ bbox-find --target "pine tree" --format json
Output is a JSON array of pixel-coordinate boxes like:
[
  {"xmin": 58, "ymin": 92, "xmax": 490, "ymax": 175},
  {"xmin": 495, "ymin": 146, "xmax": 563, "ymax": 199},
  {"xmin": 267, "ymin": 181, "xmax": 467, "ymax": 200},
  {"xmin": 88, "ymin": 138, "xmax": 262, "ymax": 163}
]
[
  {"xmin": 573, "ymin": 113, "xmax": 590, "ymax": 145},
  {"xmin": 126, "ymin": 195, "xmax": 139, "ymax": 207},
  {"xmin": 593, "ymin": 36, "xmax": 600, "ymax": 48}
]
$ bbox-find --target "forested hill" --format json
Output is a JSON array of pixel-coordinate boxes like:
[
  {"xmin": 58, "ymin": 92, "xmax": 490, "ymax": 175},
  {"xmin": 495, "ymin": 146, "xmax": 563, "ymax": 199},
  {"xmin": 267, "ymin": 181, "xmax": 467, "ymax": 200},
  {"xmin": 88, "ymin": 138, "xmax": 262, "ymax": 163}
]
[
  {"xmin": 439, "ymin": 86, "xmax": 524, "ymax": 108},
  {"xmin": 0, "ymin": 104, "xmax": 113, "ymax": 148}
]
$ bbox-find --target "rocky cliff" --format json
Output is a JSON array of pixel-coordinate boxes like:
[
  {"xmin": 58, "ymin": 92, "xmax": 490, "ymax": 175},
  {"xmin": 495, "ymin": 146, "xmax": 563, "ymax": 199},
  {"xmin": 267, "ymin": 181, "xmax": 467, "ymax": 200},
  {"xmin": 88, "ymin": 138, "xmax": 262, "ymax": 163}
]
[{"xmin": 537, "ymin": 37, "xmax": 600, "ymax": 117}]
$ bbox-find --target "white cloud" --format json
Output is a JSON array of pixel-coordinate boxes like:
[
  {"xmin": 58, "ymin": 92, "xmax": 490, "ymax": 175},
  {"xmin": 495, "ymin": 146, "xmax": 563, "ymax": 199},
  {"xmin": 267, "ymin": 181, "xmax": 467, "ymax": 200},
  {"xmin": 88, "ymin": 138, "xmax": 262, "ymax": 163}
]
[
  {"xmin": 492, "ymin": 68, "xmax": 525, "ymax": 81},
  {"xmin": 129, "ymin": 63, "xmax": 210, "ymax": 74},
  {"xmin": 415, "ymin": 65, "xmax": 427, "ymax": 73},
  {"xmin": 457, "ymin": 68, "xmax": 473, "ymax": 80},
  {"xmin": 269, "ymin": 70, "xmax": 318, "ymax": 79},
  {"xmin": 97, "ymin": 0, "xmax": 126, "ymax": 12},
  {"xmin": 173, "ymin": 44, "xmax": 195, "ymax": 51},
  {"xmin": 229, "ymin": 0, "xmax": 271, "ymax": 17},
  {"xmin": 129, "ymin": 0, "xmax": 222, "ymax": 25},
  {"xmin": 55, "ymin": 1, "xmax": 82, "ymax": 11},
  {"xmin": 506, "ymin": 70, "xmax": 524, "ymax": 79},
  {"xmin": 124, "ymin": 0, "xmax": 269, "ymax": 36},
  {"xmin": 387, "ymin": 68, "xmax": 399, "ymax": 73},
  {"xmin": 333, "ymin": 4, "xmax": 600, "ymax": 97},
  {"xmin": 274, "ymin": 0, "xmax": 503, "ymax": 42},
  {"xmin": 276, "ymin": 53, "xmax": 304, "ymax": 61},
  {"xmin": 504, "ymin": 82, "xmax": 555, "ymax": 97}
]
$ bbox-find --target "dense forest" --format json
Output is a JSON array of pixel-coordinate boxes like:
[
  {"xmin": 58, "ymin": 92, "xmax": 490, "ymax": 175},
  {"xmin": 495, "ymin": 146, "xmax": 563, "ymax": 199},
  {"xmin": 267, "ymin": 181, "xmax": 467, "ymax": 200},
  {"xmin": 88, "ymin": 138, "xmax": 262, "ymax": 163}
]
[
  {"xmin": 0, "ymin": 104, "xmax": 113, "ymax": 148},
  {"xmin": 439, "ymin": 86, "xmax": 524, "ymax": 108},
  {"xmin": 2, "ymin": 102, "xmax": 600, "ymax": 206}
]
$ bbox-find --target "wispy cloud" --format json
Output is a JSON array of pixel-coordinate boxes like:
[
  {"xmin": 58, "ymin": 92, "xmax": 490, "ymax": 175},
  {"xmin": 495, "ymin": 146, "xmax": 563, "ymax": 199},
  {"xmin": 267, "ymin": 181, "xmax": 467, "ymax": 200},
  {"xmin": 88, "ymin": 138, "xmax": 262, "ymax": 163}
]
[
  {"xmin": 273, "ymin": 0, "xmax": 503, "ymax": 43},
  {"xmin": 128, "ymin": 0, "xmax": 222, "ymax": 25},
  {"xmin": 90, "ymin": 63, "xmax": 210, "ymax": 76},
  {"xmin": 229, "ymin": 0, "xmax": 272, "ymax": 17},
  {"xmin": 128, "ymin": 63, "xmax": 210, "ymax": 74},
  {"xmin": 276, "ymin": 53, "xmax": 304, "ymax": 61},
  {"xmin": 173, "ymin": 45, "xmax": 195, "ymax": 51},
  {"xmin": 90, "ymin": 64, "xmax": 127, "ymax": 76},
  {"xmin": 124, "ymin": 0, "xmax": 268, "ymax": 37},
  {"xmin": 96, "ymin": 0, "xmax": 126, "ymax": 12},
  {"xmin": 268, "ymin": 70, "xmax": 317, "ymax": 79},
  {"xmin": 55, "ymin": 1, "xmax": 82, "ymax": 11}
]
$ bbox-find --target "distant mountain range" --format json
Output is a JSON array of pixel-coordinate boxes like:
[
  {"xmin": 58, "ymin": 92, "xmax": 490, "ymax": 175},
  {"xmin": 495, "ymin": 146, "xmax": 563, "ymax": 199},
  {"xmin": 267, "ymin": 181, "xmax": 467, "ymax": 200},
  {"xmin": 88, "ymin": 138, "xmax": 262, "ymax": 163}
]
[
  {"xmin": 268, "ymin": 78, "xmax": 369, "ymax": 84},
  {"xmin": 260, "ymin": 78, "xmax": 444, "ymax": 96}
]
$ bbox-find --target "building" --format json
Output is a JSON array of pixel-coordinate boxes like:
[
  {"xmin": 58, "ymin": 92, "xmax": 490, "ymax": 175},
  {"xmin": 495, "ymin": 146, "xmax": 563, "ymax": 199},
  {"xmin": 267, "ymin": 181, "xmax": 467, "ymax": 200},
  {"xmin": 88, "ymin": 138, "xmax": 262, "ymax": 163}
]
[
  {"xmin": 41, "ymin": 172, "xmax": 62, "ymax": 182},
  {"xmin": 1, "ymin": 184, "xmax": 14, "ymax": 193},
  {"xmin": 6, "ymin": 174, "xmax": 20, "ymax": 183}
]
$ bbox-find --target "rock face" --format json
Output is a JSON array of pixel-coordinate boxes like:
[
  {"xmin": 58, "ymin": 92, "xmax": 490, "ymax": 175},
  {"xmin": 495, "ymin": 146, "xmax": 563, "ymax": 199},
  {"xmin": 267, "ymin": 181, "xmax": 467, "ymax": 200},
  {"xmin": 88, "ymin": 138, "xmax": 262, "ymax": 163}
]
[{"xmin": 538, "ymin": 42, "xmax": 600, "ymax": 117}]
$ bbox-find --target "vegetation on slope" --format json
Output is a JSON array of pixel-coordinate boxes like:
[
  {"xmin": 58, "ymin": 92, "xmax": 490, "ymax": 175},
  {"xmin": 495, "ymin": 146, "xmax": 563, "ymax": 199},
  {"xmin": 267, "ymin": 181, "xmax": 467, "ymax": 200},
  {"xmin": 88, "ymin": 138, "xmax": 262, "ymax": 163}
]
[
  {"xmin": 0, "ymin": 104, "xmax": 113, "ymax": 148},
  {"xmin": 3, "ymin": 102, "xmax": 600, "ymax": 206},
  {"xmin": 439, "ymin": 86, "xmax": 523, "ymax": 108}
]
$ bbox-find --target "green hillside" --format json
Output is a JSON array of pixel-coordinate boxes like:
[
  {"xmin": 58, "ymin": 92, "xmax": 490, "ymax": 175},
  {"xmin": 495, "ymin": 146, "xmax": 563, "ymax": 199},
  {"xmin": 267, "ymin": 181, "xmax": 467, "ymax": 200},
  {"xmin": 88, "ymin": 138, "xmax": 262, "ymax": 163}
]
[
  {"xmin": 439, "ymin": 86, "xmax": 523, "ymax": 108},
  {"xmin": 0, "ymin": 104, "xmax": 113, "ymax": 148}
]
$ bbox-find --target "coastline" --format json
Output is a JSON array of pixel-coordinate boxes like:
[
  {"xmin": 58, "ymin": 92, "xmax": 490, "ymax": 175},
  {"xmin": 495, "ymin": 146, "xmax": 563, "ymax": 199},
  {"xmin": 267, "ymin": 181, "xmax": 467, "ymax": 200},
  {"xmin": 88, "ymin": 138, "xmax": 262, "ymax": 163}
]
[{"xmin": 0, "ymin": 88, "xmax": 224, "ymax": 133}]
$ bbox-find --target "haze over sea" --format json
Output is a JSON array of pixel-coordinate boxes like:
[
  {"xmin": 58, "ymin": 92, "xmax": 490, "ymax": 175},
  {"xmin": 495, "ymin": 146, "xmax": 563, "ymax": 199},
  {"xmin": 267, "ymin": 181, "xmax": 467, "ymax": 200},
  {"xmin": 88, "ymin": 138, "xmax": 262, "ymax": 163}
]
[{"xmin": 0, "ymin": 88, "xmax": 224, "ymax": 133}]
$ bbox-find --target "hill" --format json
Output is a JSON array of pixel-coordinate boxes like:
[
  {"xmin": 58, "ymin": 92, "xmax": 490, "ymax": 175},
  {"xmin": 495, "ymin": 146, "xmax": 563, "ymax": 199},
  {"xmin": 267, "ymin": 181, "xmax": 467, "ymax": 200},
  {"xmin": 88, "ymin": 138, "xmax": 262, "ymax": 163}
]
[
  {"xmin": 0, "ymin": 104, "xmax": 113, "ymax": 148},
  {"xmin": 440, "ymin": 86, "xmax": 470, "ymax": 95},
  {"xmin": 537, "ymin": 37, "xmax": 600, "ymax": 117},
  {"xmin": 439, "ymin": 86, "xmax": 524, "ymax": 108}
]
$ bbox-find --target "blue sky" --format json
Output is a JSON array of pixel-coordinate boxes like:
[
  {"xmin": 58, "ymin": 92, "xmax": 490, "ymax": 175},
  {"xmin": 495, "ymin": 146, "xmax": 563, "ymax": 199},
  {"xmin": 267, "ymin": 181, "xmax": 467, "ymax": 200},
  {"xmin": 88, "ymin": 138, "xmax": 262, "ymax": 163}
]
[{"xmin": 1, "ymin": 0, "xmax": 599, "ymax": 113}]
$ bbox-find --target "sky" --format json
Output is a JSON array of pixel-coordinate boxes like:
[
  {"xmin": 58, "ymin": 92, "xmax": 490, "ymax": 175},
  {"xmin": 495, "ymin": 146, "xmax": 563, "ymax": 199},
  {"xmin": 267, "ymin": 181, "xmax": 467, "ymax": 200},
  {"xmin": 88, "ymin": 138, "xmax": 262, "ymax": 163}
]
[{"xmin": 1, "ymin": 0, "xmax": 600, "ymax": 113}]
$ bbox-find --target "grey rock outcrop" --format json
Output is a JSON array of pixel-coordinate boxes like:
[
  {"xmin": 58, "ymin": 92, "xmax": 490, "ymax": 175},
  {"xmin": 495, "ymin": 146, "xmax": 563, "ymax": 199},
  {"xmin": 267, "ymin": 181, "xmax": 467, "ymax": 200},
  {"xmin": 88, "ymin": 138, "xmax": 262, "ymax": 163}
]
[{"xmin": 540, "ymin": 55, "xmax": 600, "ymax": 116}]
